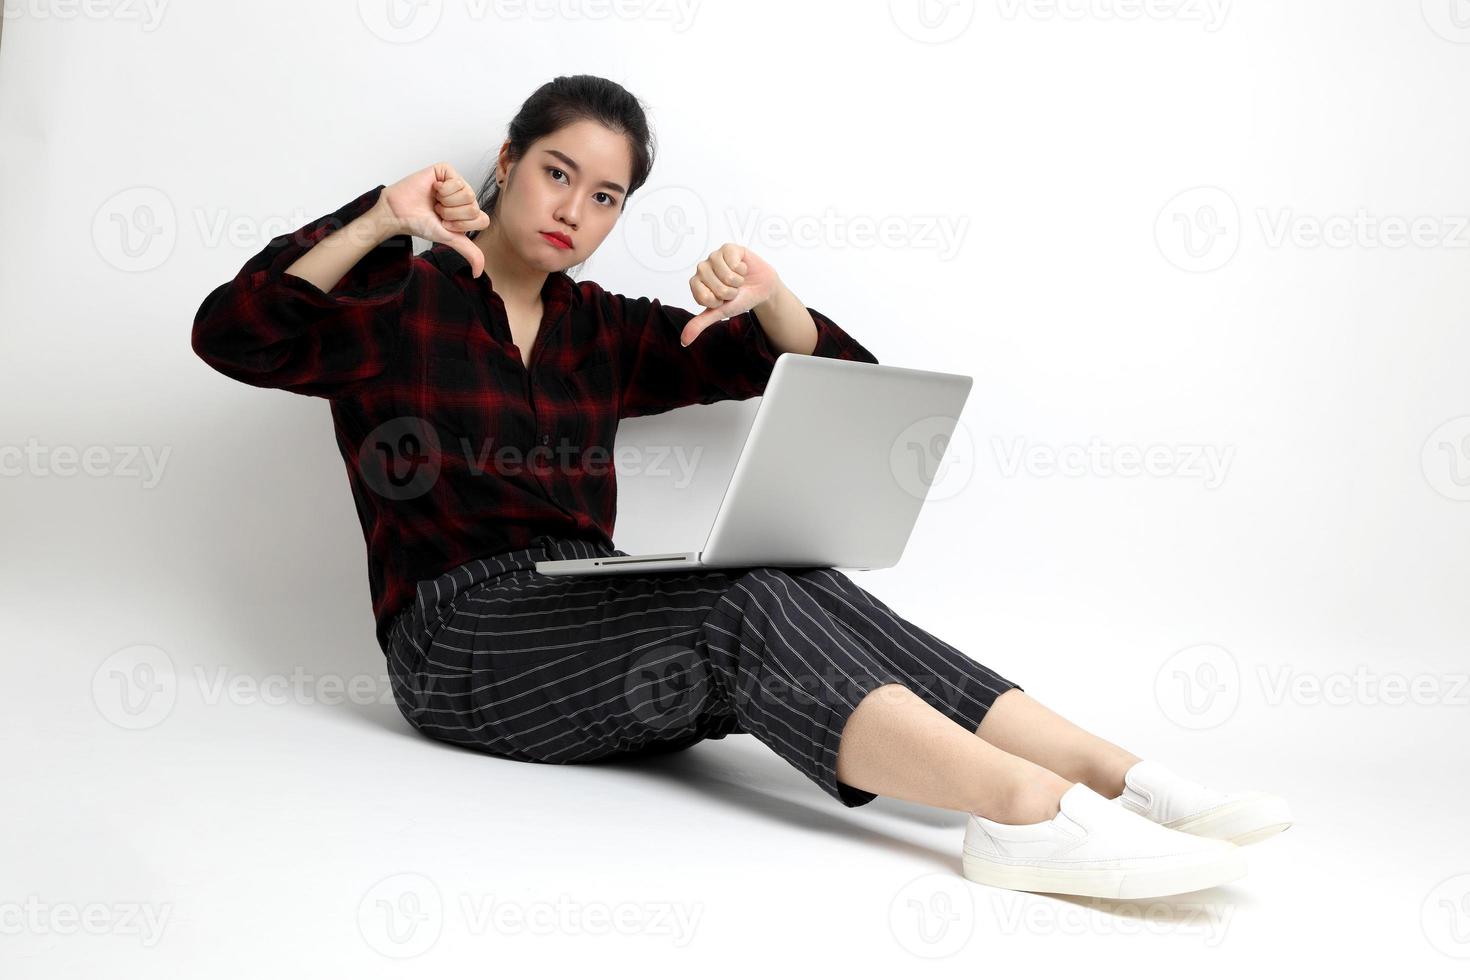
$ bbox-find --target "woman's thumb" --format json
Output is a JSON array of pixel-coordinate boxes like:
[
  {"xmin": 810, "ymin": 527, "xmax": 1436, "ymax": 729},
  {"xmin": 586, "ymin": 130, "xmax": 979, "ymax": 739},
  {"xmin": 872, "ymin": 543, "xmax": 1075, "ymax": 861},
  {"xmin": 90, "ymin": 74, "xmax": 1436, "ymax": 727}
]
[{"xmin": 447, "ymin": 234, "xmax": 484, "ymax": 278}]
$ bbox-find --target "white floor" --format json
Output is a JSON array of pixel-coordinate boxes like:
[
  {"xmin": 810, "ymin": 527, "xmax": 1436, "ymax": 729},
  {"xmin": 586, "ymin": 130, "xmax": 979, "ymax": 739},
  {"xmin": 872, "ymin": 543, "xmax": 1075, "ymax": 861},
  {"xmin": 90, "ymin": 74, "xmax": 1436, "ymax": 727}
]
[{"xmin": 6, "ymin": 596, "xmax": 1465, "ymax": 977}]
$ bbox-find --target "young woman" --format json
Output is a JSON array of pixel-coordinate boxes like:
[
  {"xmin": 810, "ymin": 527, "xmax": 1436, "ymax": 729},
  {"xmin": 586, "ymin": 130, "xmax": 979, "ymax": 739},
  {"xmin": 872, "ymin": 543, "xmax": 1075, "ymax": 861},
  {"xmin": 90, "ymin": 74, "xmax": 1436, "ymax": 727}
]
[{"xmin": 191, "ymin": 74, "xmax": 1291, "ymax": 900}]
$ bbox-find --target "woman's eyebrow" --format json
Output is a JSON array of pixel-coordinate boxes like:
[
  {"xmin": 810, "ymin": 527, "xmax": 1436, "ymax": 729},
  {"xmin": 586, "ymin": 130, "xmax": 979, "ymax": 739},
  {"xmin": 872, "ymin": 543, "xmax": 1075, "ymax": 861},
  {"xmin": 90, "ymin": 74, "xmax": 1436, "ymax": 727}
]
[{"xmin": 543, "ymin": 149, "xmax": 628, "ymax": 194}]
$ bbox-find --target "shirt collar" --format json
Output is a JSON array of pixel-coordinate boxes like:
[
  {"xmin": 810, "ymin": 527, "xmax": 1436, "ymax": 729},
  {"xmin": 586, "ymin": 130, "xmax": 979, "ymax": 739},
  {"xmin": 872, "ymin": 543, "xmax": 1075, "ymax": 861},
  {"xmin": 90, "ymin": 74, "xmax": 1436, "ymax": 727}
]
[{"xmin": 426, "ymin": 242, "xmax": 574, "ymax": 311}]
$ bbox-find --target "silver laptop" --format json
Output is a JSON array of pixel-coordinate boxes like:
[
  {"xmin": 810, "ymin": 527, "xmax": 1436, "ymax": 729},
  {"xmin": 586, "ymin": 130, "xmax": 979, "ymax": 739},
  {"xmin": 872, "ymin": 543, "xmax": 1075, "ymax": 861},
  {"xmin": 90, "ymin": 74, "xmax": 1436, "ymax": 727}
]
[{"xmin": 534, "ymin": 352, "xmax": 972, "ymax": 576}]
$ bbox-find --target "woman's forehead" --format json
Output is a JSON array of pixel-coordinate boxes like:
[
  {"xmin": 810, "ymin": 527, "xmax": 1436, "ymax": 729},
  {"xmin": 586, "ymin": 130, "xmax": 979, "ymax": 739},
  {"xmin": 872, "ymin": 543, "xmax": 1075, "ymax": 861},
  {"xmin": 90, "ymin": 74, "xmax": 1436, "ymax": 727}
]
[{"xmin": 531, "ymin": 124, "xmax": 632, "ymax": 179}]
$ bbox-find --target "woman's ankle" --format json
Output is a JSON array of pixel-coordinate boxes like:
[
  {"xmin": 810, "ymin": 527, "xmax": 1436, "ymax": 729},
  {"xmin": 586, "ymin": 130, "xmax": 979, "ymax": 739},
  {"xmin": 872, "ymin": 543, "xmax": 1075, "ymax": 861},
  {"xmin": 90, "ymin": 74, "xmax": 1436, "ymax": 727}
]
[{"xmin": 975, "ymin": 768, "xmax": 1072, "ymax": 825}]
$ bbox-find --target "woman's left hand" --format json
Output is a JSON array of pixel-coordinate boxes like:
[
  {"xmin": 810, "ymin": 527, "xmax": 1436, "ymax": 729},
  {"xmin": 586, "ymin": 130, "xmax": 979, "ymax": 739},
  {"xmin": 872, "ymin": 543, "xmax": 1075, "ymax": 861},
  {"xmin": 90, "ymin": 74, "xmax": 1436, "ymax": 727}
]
[{"xmin": 682, "ymin": 244, "xmax": 781, "ymax": 346}]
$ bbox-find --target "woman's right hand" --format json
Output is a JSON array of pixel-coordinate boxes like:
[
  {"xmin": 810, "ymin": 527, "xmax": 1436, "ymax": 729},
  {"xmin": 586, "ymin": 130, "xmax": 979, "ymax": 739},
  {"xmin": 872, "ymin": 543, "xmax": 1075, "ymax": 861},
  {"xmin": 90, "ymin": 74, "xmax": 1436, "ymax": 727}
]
[{"xmin": 375, "ymin": 162, "xmax": 491, "ymax": 277}]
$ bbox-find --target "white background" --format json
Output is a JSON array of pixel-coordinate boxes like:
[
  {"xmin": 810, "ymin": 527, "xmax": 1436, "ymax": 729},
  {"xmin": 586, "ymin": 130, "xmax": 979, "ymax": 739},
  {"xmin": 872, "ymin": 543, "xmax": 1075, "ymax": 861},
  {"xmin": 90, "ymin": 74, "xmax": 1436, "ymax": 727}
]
[{"xmin": 2, "ymin": 0, "xmax": 1467, "ymax": 974}]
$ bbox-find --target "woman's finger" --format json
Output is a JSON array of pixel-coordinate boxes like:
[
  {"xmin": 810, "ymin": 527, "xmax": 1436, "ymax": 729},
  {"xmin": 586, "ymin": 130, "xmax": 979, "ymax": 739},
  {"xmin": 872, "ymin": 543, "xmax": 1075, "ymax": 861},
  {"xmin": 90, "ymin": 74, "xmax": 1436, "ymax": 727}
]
[
  {"xmin": 690, "ymin": 279, "xmax": 726, "ymax": 311},
  {"xmin": 436, "ymin": 201, "xmax": 481, "ymax": 222},
  {"xmin": 709, "ymin": 250, "xmax": 743, "ymax": 287},
  {"xmin": 434, "ymin": 178, "xmax": 473, "ymax": 206},
  {"xmin": 698, "ymin": 261, "xmax": 738, "ymax": 301}
]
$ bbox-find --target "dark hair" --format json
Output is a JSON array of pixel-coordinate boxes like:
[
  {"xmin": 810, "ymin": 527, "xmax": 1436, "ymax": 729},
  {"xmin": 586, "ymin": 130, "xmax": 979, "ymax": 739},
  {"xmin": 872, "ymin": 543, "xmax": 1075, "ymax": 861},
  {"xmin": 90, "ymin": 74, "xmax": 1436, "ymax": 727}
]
[{"xmin": 468, "ymin": 74, "xmax": 656, "ymax": 275}]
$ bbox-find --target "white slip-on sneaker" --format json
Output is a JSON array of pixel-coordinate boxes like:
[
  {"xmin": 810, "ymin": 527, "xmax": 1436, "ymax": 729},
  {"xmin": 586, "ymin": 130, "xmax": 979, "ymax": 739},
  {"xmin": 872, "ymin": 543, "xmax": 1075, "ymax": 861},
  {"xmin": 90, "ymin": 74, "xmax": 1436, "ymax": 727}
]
[
  {"xmin": 1111, "ymin": 759, "xmax": 1293, "ymax": 846},
  {"xmin": 962, "ymin": 782, "xmax": 1247, "ymax": 900}
]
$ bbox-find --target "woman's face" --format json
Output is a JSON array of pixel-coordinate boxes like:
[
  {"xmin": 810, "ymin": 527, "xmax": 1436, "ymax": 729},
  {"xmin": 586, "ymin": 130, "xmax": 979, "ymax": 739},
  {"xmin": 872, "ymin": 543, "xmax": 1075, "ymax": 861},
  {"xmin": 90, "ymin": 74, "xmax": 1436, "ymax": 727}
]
[{"xmin": 495, "ymin": 118, "xmax": 634, "ymax": 274}]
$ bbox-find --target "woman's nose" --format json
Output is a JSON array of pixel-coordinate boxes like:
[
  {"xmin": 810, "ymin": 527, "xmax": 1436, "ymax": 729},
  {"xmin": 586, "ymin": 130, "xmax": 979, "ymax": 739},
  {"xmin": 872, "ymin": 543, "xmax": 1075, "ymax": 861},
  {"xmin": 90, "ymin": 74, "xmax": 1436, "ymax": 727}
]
[{"xmin": 556, "ymin": 195, "xmax": 580, "ymax": 227}]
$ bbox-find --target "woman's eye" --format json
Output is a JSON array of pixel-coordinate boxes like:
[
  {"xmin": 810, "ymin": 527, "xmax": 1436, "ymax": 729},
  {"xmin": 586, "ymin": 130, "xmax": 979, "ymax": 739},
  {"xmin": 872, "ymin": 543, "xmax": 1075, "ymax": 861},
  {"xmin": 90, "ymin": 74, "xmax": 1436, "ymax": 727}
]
[{"xmin": 548, "ymin": 166, "xmax": 617, "ymax": 207}]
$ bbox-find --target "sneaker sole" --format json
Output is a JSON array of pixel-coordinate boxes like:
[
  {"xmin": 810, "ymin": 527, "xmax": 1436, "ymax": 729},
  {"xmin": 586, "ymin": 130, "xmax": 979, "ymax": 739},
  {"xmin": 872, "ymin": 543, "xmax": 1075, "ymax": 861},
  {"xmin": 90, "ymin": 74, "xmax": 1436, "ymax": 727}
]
[
  {"xmin": 1164, "ymin": 796, "xmax": 1293, "ymax": 846},
  {"xmin": 961, "ymin": 846, "xmax": 1247, "ymax": 900}
]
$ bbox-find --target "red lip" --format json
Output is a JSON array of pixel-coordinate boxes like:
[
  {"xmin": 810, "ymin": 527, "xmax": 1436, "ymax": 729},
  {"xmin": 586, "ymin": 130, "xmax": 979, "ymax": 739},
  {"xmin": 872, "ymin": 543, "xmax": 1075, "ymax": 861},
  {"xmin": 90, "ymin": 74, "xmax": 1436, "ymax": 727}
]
[{"xmin": 540, "ymin": 231, "xmax": 573, "ymax": 249}]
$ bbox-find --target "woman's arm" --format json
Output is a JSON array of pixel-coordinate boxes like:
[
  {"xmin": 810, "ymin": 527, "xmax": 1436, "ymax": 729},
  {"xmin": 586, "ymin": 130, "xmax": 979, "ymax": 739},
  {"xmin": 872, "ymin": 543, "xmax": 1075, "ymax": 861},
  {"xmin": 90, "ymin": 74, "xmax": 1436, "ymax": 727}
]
[
  {"xmin": 593, "ymin": 281, "xmax": 878, "ymax": 420},
  {"xmin": 745, "ymin": 280, "xmax": 819, "ymax": 356},
  {"xmin": 190, "ymin": 185, "xmax": 413, "ymax": 399},
  {"xmin": 281, "ymin": 192, "xmax": 404, "ymax": 294}
]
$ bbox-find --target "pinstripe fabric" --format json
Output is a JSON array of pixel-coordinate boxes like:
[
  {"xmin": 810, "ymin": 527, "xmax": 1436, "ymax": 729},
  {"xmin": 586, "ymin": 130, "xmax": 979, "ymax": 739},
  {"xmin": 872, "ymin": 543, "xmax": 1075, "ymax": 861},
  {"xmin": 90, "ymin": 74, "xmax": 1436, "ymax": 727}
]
[{"xmin": 385, "ymin": 534, "xmax": 1023, "ymax": 808}]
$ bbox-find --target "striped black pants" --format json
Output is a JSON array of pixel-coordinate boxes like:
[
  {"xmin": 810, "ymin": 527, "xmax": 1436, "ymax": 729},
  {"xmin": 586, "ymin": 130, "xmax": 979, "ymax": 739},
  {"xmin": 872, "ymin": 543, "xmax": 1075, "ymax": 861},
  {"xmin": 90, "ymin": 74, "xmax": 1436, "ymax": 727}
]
[{"xmin": 385, "ymin": 534, "xmax": 1024, "ymax": 807}]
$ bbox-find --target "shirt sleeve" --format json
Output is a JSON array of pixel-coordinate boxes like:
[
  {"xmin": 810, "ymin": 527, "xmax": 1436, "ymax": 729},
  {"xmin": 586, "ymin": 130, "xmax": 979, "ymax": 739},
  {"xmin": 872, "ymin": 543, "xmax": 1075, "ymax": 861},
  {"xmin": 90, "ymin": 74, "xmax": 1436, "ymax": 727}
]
[
  {"xmin": 190, "ymin": 184, "xmax": 412, "ymax": 399},
  {"xmin": 601, "ymin": 289, "xmax": 880, "ymax": 420}
]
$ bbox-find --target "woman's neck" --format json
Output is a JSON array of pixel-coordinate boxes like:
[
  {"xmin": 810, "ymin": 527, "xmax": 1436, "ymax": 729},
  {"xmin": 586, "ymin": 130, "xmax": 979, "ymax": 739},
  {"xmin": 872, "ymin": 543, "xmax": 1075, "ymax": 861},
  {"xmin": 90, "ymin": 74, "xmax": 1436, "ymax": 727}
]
[{"xmin": 473, "ymin": 222, "xmax": 548, "ymax": 310}]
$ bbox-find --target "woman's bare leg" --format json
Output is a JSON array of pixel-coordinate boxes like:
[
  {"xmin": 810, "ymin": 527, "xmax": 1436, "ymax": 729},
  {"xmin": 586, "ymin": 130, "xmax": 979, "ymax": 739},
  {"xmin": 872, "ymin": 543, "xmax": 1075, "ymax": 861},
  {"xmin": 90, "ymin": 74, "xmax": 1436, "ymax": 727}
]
[
  {"xmin": 973, "ymin": 689, "xmax": 1142, "ymax": 799},
  {"xmin": 834, "ymin": 683, "xmax": 1073, "ymax": 823}
]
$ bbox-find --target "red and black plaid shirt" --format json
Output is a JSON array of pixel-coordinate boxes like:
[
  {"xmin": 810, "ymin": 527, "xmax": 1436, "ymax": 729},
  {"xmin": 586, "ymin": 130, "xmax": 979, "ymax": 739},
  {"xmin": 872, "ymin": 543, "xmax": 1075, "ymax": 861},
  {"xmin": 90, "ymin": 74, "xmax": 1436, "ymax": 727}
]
[{"xmin": 191, "ymin": 184, "xmax": 879, "ymax": 655}]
